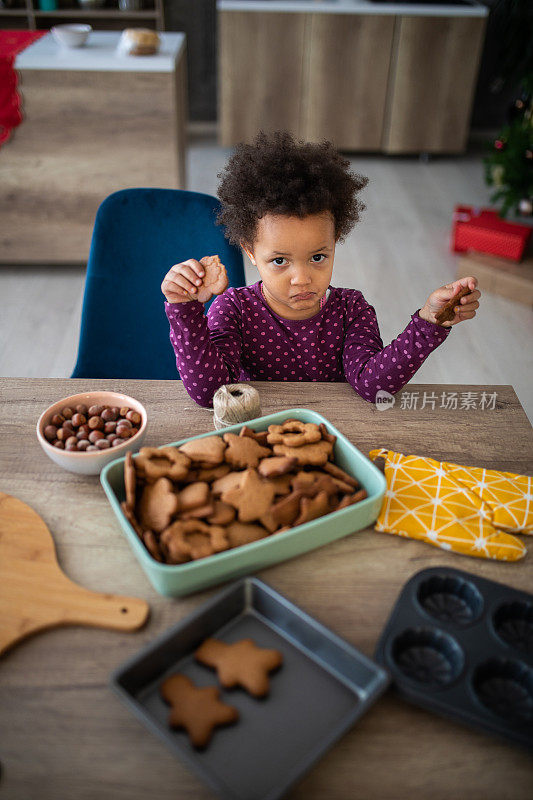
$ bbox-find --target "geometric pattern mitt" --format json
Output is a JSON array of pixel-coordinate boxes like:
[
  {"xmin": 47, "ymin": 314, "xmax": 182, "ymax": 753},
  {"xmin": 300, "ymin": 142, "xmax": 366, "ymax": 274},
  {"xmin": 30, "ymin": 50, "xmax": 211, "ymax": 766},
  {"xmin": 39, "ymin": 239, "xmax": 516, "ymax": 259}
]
[{"xmin": 368, "ymin": 448, "xmax": 532, "ymax": 562}]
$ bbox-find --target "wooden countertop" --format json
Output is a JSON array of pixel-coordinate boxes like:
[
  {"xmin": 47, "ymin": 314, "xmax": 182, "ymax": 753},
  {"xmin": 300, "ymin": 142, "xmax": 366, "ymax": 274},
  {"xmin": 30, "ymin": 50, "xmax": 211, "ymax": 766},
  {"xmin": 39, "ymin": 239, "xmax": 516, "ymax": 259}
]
[{"xmin": 0, "ymin": 378, "xmax": 531, "ymax": 799}]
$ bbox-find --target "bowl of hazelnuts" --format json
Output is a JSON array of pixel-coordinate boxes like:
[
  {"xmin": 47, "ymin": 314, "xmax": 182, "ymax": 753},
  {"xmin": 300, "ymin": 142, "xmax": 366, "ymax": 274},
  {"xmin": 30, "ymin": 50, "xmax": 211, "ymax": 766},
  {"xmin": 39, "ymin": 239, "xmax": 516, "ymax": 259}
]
[{"xmin": 37, "ymin": 391, "xmax": 147, "ymax": 475}]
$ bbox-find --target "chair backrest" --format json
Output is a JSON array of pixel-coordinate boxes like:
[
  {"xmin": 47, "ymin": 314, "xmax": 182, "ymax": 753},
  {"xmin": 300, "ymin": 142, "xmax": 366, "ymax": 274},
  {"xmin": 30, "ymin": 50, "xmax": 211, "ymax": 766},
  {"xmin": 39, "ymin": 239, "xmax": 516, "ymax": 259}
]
[{"xmin": 71, "ymin": 188, "xmax": 245, "ymax": 379}]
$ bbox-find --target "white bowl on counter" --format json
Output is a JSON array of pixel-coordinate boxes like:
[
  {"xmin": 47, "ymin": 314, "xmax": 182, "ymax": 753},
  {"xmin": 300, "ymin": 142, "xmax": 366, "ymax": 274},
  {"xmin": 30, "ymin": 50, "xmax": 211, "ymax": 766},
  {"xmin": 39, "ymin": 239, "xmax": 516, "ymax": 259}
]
[{"xmin": 51, "ymin": 24, "xmax": 92, "ymax": 49}]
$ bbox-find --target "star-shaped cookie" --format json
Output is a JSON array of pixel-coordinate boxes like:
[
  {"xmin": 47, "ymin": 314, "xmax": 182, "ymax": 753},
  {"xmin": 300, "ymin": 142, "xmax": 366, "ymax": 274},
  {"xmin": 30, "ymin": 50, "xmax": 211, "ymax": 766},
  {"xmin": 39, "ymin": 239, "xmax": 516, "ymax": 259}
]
[{"xmin": 222, "ymin": 468, "xmax": 275, "ymax": 522}]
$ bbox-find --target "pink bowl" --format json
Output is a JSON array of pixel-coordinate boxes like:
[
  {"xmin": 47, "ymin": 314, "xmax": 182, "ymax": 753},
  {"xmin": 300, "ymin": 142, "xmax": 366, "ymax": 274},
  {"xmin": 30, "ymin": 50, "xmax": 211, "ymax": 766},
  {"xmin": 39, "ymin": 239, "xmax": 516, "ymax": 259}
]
[{"xmin": 37, "ymin": 390, "xmax": 147, "ymax": 475}]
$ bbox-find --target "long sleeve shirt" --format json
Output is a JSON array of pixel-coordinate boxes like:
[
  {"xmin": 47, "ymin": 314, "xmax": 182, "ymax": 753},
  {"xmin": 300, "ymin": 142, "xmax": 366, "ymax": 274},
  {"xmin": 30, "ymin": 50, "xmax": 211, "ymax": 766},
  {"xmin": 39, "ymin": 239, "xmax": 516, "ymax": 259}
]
[{"xmin": 164, "ymin": 280, "xmax": 451, "ymax": 408}]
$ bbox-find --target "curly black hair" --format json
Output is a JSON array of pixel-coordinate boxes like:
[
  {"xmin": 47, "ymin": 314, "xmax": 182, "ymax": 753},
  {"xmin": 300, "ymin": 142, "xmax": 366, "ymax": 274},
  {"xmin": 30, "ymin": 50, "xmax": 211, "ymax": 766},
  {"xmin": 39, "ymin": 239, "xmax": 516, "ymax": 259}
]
[{"xmin": 216, "ymin": 130, "xmax": 369, "ymax": 247}]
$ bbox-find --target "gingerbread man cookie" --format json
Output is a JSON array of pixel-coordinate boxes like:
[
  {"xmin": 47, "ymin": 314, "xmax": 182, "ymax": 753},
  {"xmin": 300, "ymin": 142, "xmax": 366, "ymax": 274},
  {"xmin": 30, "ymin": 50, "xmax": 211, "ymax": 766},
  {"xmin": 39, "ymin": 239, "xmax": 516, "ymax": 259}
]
[{"xmin": 160, "ymin": 673, "xmax": 238, "ymax": 748}]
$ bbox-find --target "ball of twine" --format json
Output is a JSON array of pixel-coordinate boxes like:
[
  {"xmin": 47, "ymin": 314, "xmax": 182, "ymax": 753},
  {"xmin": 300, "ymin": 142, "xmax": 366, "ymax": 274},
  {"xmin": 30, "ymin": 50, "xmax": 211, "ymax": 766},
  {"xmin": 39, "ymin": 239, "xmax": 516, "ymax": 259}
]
[{"xmin": 212, "ymin": 383, "xmax": 262, "ymax": 430}]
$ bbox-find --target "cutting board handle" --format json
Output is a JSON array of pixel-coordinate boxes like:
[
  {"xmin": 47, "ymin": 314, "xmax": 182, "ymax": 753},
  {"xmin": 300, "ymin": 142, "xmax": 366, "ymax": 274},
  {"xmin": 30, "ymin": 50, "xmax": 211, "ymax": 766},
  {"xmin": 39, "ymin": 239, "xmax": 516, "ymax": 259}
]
[{"xmin": 54, "ymin": 578, "xmax": 150, "ymax": 631}]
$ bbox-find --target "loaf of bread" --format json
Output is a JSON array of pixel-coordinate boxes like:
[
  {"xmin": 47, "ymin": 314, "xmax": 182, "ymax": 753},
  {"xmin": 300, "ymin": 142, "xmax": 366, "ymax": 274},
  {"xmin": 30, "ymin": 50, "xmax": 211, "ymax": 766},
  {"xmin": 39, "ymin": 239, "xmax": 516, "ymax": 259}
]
[{"xmin": 118, "ymin": 28, "xmax": 160, "ymax": 56}]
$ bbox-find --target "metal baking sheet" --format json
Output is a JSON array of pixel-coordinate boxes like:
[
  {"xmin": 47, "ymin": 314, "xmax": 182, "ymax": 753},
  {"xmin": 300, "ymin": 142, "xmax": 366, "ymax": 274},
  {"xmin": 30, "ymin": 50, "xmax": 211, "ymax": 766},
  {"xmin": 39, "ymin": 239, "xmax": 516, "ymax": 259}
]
[{"xmin": 111, "ymin": 577, "xmax": 389, "ymax": 800}]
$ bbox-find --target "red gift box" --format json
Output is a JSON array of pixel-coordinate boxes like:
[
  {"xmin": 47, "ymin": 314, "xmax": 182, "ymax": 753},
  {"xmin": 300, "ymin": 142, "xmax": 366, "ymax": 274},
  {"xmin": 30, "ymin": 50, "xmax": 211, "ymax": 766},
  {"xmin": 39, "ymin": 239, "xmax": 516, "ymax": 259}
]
[{"xmin": 451, "ymin": 204, "xmax": 532, "ymax": 262}]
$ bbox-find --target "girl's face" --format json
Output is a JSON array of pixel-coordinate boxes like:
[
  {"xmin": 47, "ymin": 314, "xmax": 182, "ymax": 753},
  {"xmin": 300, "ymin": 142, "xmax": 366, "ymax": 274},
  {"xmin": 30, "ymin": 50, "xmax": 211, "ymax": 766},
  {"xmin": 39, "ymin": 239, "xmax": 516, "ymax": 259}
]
[{"xmin": 243, "ymin": 212, "xmax": 336, "ymax": 320}]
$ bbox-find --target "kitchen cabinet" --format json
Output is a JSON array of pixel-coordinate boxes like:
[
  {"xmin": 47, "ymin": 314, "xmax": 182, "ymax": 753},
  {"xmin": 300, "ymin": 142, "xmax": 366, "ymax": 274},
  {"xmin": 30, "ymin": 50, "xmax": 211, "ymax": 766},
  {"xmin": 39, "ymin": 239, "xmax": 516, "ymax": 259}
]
[
  {"xmin": 382, "ymin": 14, "xmax": 487, "ymax": 153},
  {"xmin": 218, "ymin": 2, "xmax": 488, "ymax": 154},
  {"xmin": 219, "ymin": 11, "xmax": 307, "ymax": 144}
]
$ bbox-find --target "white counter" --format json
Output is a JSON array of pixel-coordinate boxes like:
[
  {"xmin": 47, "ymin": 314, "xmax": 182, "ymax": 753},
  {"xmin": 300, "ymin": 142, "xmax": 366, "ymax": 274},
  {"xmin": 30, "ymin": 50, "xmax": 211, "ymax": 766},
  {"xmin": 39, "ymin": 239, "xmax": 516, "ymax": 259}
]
[
  {"xmin": 218, "ymin": 0, "xmax": 488, "ymax": 17},
  {"xmin": 15, "ymin": 31, "xmax": 186, "ymax": 72}
]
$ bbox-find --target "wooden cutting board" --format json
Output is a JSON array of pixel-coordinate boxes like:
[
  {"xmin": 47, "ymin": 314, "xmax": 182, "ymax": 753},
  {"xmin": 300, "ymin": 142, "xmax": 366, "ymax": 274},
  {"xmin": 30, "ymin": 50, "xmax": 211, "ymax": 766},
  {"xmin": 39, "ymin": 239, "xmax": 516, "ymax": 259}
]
[{"xmin": 0, "ymin": 492, "xmax": 149, "ymax": 656}]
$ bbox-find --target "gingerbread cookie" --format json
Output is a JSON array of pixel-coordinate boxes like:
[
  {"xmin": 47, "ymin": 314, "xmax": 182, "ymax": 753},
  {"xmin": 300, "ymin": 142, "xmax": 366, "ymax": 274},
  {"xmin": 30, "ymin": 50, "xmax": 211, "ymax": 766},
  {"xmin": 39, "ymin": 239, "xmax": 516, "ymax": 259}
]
[
  {"xmin": 273, "ymin": 440, "xmax": 333, "ymax": 466},
  {"xmin": 260, "ymin": 490, "xmax": 303, "ymax": 532},
  {"xmin": 143, "ymin": 530, "xmax": 163, "ymax": 562},
  {"xmin": 178, "ymin": 481, "xmax": 210, "ymax": 511},
  {"xmin": 293, "ymin": 490, "xmax": 330, "ymax": 527},
  {"xmin": 179, "ymin": 435, "xmax": 226, "ymax": 466},
  {"xmin": 137, "ymin": 477, "xmax": 179, "ymax": 532},
  {"xmin": 226, "ymin": 521, "xmax": 268, "ymax": 548},
  {"xmin": 195, "ymin": 638, "xmax": 283, "ymax": 697},
  {"xmin": 211, "ymin": 470, "xmax": 243, "ymax": 497},
  {"xmin": 121, "ymin": 500, "xmax": 144, "ymax": 539},
  {"xmin": 207, "ymin": 500, "xmax": 236, "ymax": 526},
  {"xmin": 239, "ymin": 425, "xmax": 269, "ymax": 446},
  {"xmin": 318, "ymin": 422, "xmax": 337, "ymax": 446},
  {"xmin": 258, "ymin": 456, "xmax": 298, "ymax": 478},
  {"xmin": 124, "ymin": 451, "xmax": 137, "ymax": 510},
  {"xmin": 199, "ymin": 255, "xmax": 229, "ymax": 296},
  {"xmin": 222, "ymin": 433, "xmax": 271, "ymax": 469},
  {"xmin": 195, "ymin": 464, "xmax": 231, "ymax": 482},
  {"xmin": 323, "ymin": 461, "xmax": 359, "ymax": 488},
  {"xmin": 267, "ymin": 420, "xmax": 322, "ymax": 447},
  {"xmin": 136, "ymin": 447, "xmax": 190, "ymax": 482},
  {"xmin": 222, "ymin": 468, "xmax": 275, "ymax": 523},
  {"xmin": 435, "ymin": 285, "xmax": 471, "ymax": 325},
  {"xmin": 160, "ymin": 519, "xmax": 228, "ymax": 563},
  {"xmin": 160, "ymin": 673, "xmax": 238, "ymax": 748},
  {"xmin": 335, "ymin": 488, "xmax": 368, "ymax": 510}
]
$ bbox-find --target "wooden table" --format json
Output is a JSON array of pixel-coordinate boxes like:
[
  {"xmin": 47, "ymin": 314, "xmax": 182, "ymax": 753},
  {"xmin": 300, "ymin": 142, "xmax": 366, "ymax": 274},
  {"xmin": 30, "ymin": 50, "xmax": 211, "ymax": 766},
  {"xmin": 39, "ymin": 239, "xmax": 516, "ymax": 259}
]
[
  {"xmin": 1, "ymin": 378, "xmax": 532, "ymax": 800},
  {"xmin": 1, "ymin": 32, "xmax": 187, "ymax": 264}
]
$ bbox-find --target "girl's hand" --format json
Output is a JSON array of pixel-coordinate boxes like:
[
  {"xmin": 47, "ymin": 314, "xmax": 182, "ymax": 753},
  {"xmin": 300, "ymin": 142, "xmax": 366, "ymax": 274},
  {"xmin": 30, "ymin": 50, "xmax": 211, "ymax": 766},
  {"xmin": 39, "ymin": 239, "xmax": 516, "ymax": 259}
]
[
  {"xmin": 419, "ymin": 277, "xmax": 481, "ymax": 327},
  {"xmin": 161, "ymin": 259, "xmax": 211, "ymax": 303}
]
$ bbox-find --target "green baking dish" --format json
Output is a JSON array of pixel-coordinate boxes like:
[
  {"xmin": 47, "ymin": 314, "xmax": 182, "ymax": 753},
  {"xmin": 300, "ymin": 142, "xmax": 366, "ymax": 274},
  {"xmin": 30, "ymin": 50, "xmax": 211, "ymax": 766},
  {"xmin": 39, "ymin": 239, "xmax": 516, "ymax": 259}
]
[{"xmin": 100, "ymin": 408, "xmax": 386, "ymax": 597}]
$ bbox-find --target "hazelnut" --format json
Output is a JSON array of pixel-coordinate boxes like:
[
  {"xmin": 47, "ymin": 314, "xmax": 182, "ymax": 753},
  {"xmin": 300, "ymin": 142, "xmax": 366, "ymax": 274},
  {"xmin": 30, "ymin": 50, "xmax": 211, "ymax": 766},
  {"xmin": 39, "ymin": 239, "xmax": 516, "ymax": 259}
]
[
  {"xmin": 62, "ymin": 419, "xmax": 74, "ymax": 431},
  {"xmin": 65, "ymin": 441, "xmax": 78, "ymax": 452},
  {"xmin": 77, "ymin": 439, "xmax": 90, "ymax": 451},
  {"xmin": 88, "ymin": 405, "xmax": 104, "ymax": 417},
  {"xmin": 116, "ymin": 418, "xmax": 132, "ymax": 429},
  {"xmin": 51, "ymin": 413, "xmax": 65, "ymax": 427},
  {"xmin": 117, "ymin": 427, "xmax": 132, "ymax": 439},
  {"xmin": 56, "ymin": 428, "xmax": 70, "ymax": 442},
  {"xmin": 65, "ymin": 436, "xmax": 78, "ymax": 448},
  {"xmin": 129, "ymin": 427, "xmax": 139, "ymax": 437},
  {"xmin": 44, "ymin": 425, "xmax": 58, "ymax": 441},
  {"xmin": 96, "ymin": 439, "xmax": 110, "ymax": 450},
  {"xmin": 71, "ymin": 413, "xmax": 86, "ymax": 427},
  {"xmin": 111, "ymin": 438, "xmax": 124, "ymax": 447},
  {"xmin": 104, "ymin": 421, "xmax": 117, "ymax": 433},
  {"xmin": 77, "ymin": 424, "xmax": 91, "ymax": 439},
  {"xmin": 86, "ymin": 445, "xmax": 99, "ymax": 452},
  {"xmin": 101, "ymin": 407, "xmax": 118, "ymax": 422},
  {"xmin": 76, "ymin": 404, "xmax": 88, "ymax": 416},
  {"xmin": 89, "ymin": 430, "xmax": 105, "ymax": 443},
  {"xmin": 119, "ymin": 407, "xmax": 130, "ymax": 417},
  {"xmin": 88, "ymin": 416, "xmax": 104, "ymax": 431},
  {"xmin": 126, "ymin": 410, "xmax": 141, "ymax": 425},
  {"xmin": 106, "ymin": 433, "xmax": 119, "ymax": 443},
  {"xmin": 53, "ymin": 440, "xmax": 65, "ymax": 449},
  {"xmin": 61, "ymin": 406, "xmax": 74, "ymax": 420}
]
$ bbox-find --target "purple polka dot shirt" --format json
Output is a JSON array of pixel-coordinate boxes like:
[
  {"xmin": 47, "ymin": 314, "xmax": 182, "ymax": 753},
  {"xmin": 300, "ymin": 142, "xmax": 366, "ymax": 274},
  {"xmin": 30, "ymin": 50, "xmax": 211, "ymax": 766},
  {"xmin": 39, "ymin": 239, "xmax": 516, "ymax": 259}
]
[{"xmin": 164, "ymin": 280, "xmax": 451, "ymax": 408}]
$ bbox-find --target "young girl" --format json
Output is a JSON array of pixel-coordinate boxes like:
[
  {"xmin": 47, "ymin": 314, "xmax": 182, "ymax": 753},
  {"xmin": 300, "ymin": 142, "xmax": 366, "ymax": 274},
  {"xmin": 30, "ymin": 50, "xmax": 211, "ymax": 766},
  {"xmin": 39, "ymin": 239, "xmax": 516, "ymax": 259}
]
[{"xmin": 161, "ymin": 131, "xmax": 480, "ymax": 408}]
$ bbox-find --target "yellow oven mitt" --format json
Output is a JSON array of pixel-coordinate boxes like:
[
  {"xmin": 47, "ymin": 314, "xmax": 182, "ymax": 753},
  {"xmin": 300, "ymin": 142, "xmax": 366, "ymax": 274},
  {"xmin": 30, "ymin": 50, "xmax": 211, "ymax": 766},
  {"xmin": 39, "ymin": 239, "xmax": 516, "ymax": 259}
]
[{"xmin": 368, "ymin": 448, "xmax": 533, "ymax": 562}]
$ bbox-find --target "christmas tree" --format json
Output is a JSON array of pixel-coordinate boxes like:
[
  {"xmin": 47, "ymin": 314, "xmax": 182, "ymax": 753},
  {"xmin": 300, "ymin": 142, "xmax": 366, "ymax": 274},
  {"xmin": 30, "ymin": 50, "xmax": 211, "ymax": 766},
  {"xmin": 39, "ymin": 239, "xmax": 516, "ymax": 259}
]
[{"xmin": 482, "ymin": 0, "xmax": 533, "ymax": 218}]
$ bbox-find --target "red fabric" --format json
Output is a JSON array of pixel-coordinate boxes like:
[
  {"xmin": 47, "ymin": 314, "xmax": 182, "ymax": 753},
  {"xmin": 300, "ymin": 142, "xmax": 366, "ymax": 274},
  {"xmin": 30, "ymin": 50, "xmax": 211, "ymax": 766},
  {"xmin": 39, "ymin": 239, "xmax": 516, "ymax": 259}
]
[
  {"xmin": 0, "ymin": 30, "xmax": 47, "ymax": 146},
  {"xmin": 451, "ymin": 204, "xmax": 532, "ymax": 262}
]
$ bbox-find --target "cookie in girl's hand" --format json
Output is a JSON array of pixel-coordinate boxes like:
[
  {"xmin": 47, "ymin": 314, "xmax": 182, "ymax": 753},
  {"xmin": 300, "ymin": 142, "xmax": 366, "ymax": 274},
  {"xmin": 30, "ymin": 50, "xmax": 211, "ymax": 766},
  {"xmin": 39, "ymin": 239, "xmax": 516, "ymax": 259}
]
[
  {"xmin": 435, "ymin": 285, "xmax": 471, "ymax": 325},
  {"xmin": 195, "ymin": 638, "xmax": 283, "ymax": 697},
  {"xmin": 186, "ymin": 255, "xmax": 229, "ymax": 302},
  {"xmin": 160, "ymin": 674, "xmax": 239, "ymax": 748}
]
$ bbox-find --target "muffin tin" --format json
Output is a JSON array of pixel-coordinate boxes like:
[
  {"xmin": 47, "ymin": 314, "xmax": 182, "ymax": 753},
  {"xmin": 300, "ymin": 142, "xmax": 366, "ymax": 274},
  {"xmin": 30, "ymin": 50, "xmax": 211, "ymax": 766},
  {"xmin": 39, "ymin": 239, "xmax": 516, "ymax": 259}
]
[
  {"xmin": 111, "ymin": 577, "xmax": 389, "ymax": 800},
  {"xmin": 375, "ymin": 567, "xmax": 533, "ymax": 748}
]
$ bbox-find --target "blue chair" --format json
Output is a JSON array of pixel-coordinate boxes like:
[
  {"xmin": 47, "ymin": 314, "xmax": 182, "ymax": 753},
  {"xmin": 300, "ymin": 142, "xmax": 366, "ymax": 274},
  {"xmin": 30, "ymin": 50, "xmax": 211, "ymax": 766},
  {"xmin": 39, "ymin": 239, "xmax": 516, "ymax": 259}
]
[{"xmin": 71, "ymin": 188, "xmax": 246, "ymax": 379}]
